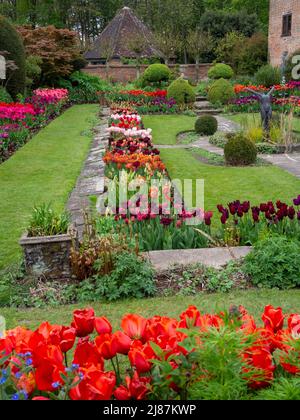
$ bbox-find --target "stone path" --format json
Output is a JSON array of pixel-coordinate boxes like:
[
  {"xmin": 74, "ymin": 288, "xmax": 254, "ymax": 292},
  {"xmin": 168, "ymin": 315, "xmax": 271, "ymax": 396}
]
[
  {"xmin": 262, "ymin": 153, "xmax": 300, "ymax": 179},
  {"xmin": 146, "ymin": 246, "xmax": 252, "ymax": 271},
  {"xmin": 67, "ymin": 110, "xmax": 109, "ymax": 238}
]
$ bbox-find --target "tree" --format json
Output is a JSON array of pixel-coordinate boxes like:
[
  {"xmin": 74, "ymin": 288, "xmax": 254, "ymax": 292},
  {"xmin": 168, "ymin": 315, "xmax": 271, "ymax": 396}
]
[
  {"xmin": 187, "ymin": 30, "xmax": 214, "ymax": 81},
  {"xmin": 154, "ymin": 30, "xmax": 180, "ymax": 65},
  {"xmin": 17, "ymin": 25, "xmax": 82, "ymax": 84},
  {"xmin": 126, "ymin": 35, "xmax": 148, "ymax": 78},
  {"xmin": 0, "ymin": 15, "xmax": 26, "ymax": 98},
  {"xmin": 214, "ymin": 32, "xmax": 246, "ymax": 73}
]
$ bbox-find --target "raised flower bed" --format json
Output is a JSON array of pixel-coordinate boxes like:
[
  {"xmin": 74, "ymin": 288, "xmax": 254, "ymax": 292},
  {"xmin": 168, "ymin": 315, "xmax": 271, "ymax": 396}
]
[{"xmin": 0, "ymin": 305, "xmax": 299, "ymax": 400}]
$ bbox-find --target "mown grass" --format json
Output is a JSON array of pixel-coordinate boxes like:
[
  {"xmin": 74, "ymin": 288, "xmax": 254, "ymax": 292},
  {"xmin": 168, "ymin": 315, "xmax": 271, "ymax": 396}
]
[
  {"xmin": 1, "ymin": 289, "xmax": 300, "ymax": 330},
  {"xmin": 143, "ymin": 114, "xmax": 197, "ymax": 145},
  {"xmin": 160, "ymin": 148, "xmax": 300, "ymax": 212},
  {"xmin": 0, "ymin": 105, "xmax": 99, "ymax": 269}
]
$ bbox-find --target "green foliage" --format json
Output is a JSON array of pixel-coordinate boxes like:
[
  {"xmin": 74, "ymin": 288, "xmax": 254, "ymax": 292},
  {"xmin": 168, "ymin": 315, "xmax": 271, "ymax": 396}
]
[
  {"xmin": 238, "ymin": 33, "xmax": 268, "ymax": 75},
  {"xmin": 224, "ymin": 133, "xmax": 257, "ymax": 166},
  {"xmin": 187, "ymin": 327, "xmax": 254, "ymax": 400},
  {"xmin": 195, "ymin": 114, "xmax": 218, "ymax": 135},
  {"xmin": 208, "ymin": 63, "xmax": 234, "ymax": 80},
  {"xmin": 0, "ymin": 86, "xmax": 12, "ymax": 103},
  {"xmin": 256, "ymin": 377, "xmax": 300, "ymax": 400},
  {"xmin": 205, "ymin": 262, "xmax": 243, "ymax": 293},
  {"xmin": 0, "ymin": 15, "xmax": 26, "ymax": 98},
  {"xmin": 214, "ymin": 32, "xmax": 246, "ymax": 73},
  {"xmin": 27, "ymin": 203, "xmax": 70, "ymax": 237},
  {"xmin": 200, "ymin": 9, "xmax": 259, "ymax": 39},
  {"xmin": 167, "ymin": 78, "xmax": 196, "ymax": 106},
  {"xmin": 208, "ymin": 78, "xmax": 235, "ymax": 105},
  {"xmin": 76, "ymin": 252, "xmax": 156, "ymax": 302},
  {"xmin": 243, "ymin": 236, "xmax": 300, "ymax": 289},
  {"xmin": 255, "ymin": 65, "xmax": 281, "ymax": 88},
  {"xmin": 25, "ymin": 55, "xmax": 42, "ymax": 89},
  {"xmin": 209, "ymin": 131, "xmax": 228, "ymax": 148},
  {"xmin": 143, "ymin": 64, "xmax": 171, "ymax": 85}
]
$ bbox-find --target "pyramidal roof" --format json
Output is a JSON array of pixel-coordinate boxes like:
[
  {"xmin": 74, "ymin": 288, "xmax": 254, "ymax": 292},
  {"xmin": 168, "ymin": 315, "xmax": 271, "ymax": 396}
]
[{"xmin": 85, "ymin": 7, "xmax": 162, "ymax": 60}]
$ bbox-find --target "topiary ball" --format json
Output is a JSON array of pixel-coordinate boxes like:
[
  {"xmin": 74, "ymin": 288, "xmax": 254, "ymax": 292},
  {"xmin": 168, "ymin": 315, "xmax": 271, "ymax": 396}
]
[
  {"xmin": 167, "ymin": 78, "xmax": 196, "ymax": 107},
  {"xmin": 143, "ymin": 64, "xmax": 171, "ymax": 84},
  {"xmin": 195, "ymin": 115, "xmax": 218, "ymax": 136},
  {"xmin": 224, "ymin": 133, "xmax": 257, "ymax": 166},
  {"xmin": 208, "ymin": 63, "xmax": 234, "ymax": 80},
  {"xmin": 208, "ymin": 78, "xmax": 235, "ymax": 105}
]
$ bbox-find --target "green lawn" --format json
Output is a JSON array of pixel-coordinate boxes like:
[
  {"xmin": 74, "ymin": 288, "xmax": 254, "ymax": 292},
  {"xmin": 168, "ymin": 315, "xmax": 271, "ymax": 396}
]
[
  {"xmin": 225, "ymin": 112, "xmax": 300, "ymax": 133},
  {"xmin": 1, "ymin": 289, "xmax": 300, "ymax": 330},
  {"xmin": 143, "ymin": 115, "xmax": 196, "ymax": 145},
  {"xmin": 160, "ymin": 148, "xmax": 300, "ymax": 211},
  {"xmin": 0, "ymin": 104, "xmax": 99, "ymax": 270}
]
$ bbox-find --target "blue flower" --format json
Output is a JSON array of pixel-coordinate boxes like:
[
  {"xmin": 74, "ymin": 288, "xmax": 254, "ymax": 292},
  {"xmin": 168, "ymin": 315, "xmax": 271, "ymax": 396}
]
[
  {"xmin": 0, "ymin": 376, "xmax": 7, "ymax": 385},
  {"xmin": 11, "ymin": 393, "xmax": 20, "ymax": 401},
  {"xmin": 25, "ymin": 358, "xmax": 33, "ymax": 366},
  {"xmin": 15, "ymin": 372, "xmax": 22, "ymax": 379},
  {"xmin": 52, "ymin": 382, "xmax": 60, "ymax": 389}
]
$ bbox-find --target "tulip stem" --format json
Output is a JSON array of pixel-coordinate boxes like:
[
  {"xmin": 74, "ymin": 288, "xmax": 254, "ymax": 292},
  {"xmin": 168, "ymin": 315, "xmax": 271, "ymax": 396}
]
[{"xmin": 64, "ymin": 352, "xmax": 68, "ymax": 368}]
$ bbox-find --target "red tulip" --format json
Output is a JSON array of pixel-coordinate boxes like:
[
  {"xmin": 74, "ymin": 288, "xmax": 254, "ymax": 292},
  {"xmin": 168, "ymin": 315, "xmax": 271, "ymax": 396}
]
[
  {"xmin": 32, "ymin": 397, "xmax": 51, "ymax": 400},
  {"xmin": 244, "ymin": 346, "xmax": 275, "ymax": 389},
  {"xmin": 69, "ymin": 367, "xmax": 116, "ymax": 400},
  {"xmin": 72, "ymin": 308, "xmax": 95, "ymax": 337},
  {"xmin": 95, "ymin": 334, "xmax": 117, "ymax": 360},
  {"xmin": 114, "ymin": 372, "xmax": 150, "ymax": 400},
  {"xmin": 121, "ymin": 314, "xmax": 147, "ymax": 340},
  {"xmin": 262, "ymin": 305, "xmax": 284, "ymax": 333},
  {"xmin": 33, "ymin": 345, "xmax": 65, "ymax": 392},
  {"xmin": 73, "ymin": 338, "xmax": 104, "ymax": 369},
  {"xmin": 111, "ymin": 331, "xmax": 132, "ymax": 355},
  {"xmin": 94, "ymin": 317, "xmax": 112, "ymax": 335},
  {"xmin": 179, "ymin": 306, "xmax": 201, "ymax": 328},
  {"xmin": 50, "ymin": 326, "xmax": 76, "ymax": 353},
  {"xmin": 128, "ymin": 341, "xmax": 154, "ymax": 374}
]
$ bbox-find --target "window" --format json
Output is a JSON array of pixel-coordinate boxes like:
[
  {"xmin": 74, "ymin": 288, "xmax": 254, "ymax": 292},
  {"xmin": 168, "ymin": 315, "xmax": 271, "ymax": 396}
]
[{"xmin": 282, "ymin": 13, "xmax": 292, "ymax": 37}]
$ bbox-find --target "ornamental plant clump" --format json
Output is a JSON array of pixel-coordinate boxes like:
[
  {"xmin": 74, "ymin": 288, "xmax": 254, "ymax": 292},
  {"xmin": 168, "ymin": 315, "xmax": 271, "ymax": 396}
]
[
  {"xmin": 224, "ymin": 133, "xmax": 257, "ymax": 166},
  {"xmin": 243, "ymin": 236, "xmax": 300, "ymax": 289},
  {"xmin": 0, "ymin": 305, "xmax": 299, "ymax": 400},
  {"xmin": 195, "ymin": 115, "xmax": 218, "ymax": 136},
  {"xmin": 167, "ymin": 78, "xmax": 196, "ymax": 107}
]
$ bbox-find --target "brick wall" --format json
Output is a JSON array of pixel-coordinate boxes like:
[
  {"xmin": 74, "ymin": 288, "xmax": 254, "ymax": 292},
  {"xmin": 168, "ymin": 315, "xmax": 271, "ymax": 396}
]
[
  {"xmin": 83, "ymin": 63, "xmax": 212, "ymax": 83},
  {"xmin": 269, "ymin": 0, "xmax": 300, "ymax": 67}
]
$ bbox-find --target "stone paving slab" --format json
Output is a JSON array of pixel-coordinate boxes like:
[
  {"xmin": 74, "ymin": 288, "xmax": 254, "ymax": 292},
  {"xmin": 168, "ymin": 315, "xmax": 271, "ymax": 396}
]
[
  {"xmin": 145, "ymin": 247, "xmax": 252, "ymax": 271},
  {"xmin": 67, "ymin": 109, "xmax": 110, "ymax": 238}
]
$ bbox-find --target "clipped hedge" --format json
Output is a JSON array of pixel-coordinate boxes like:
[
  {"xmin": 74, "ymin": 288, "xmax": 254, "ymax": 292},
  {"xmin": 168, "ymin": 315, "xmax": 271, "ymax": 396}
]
[
  {"xmin": 0, "ymin": 15, "xmax": 26, "ymax": 98},
  {"xmin": 143, "ymin": 64, "xmax": 171, "ymax": 84},
  {"xmin": 224, "ymin": 133, "xmax": 257, "ymax": 166},
  {"xmin": 208, "ymin": 63, "xmax": 234, "ymax": 80},
  {"xmin": 208, "ymin": 78, "xmax": 235, "ymax": 105},
  {"xmin": 167, "ymin": 78, "xmax": 196, "ymax": 106},
  {"xmin": 195, "ymin": 115, "xmax": 218, "ymax": 136}
]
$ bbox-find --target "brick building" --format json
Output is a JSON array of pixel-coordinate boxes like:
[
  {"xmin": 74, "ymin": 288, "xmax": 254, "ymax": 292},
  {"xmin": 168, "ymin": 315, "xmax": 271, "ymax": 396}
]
[{"xmin": 269, "ymin": 0, "xmax": 300, "ymax": 67}]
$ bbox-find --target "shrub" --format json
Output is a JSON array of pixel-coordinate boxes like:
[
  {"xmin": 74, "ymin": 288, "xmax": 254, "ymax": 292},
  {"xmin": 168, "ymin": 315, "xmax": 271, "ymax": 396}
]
[
  {"xmin": 167, "ymin": 78, "xmax": 196, "ymax": 106},
  {"xmin": 195, "ymin": 115, "xmax": 218, "ymax": 136},
  {"xmin": 208, "ymin": 78, "xmax": 235, "ymax": 105},
  {"xmin": 0, "ymin": 16, "xmax": 26, "ymax": 98},
  {"xmin": 0, "ymin": 86, "xmax": 12, "ymax": 103},
  {"xmin": 243, "ymin": 236, "xmax": 300, "ymax": 289},
  {"xmin": 224, "ymin": 133, "xmax": 257, "ymax": 166},
  {"xmin": 208, "ymin": 63, "xmax": 234, "ymax": 80},
  {"xmin": 143, "ymin": 64, "xmax": 171, "ymax": 85},
  {"xmin": 239, "ymin": 33, "xmax": 268, "ymax": 75},
  {"xmin": 25, "ymin": 55, "xmax": 42, "ymax": 89},
  {"xmin": 255, "ymin": 65, "xmax": 281, "ymax": 87}
]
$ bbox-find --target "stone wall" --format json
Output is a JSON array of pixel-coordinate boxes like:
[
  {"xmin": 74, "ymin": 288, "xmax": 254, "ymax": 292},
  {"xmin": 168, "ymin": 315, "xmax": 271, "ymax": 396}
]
[
  {"xmin": 269, "ymin": 0, "xmax": 300, "ymax": 67},
  {"xmin": 20, "ymin": 234, "xmax": 75, "ymax": 280},
  {"xmin": 83, "ymin": 63, "xmax": 212, "ymax": 83}
]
